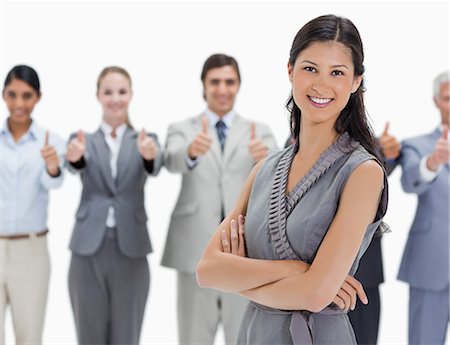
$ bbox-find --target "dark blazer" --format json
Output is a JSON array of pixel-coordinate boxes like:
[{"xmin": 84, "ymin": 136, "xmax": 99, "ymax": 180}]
[{"xmin": 67, "ymin": 127, "xmax": 162, "ymax": 258}]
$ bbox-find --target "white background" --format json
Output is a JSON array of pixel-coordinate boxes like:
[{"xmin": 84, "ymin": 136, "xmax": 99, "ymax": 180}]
[{"xmin": 1, "ymin": 0, "xmax": 449, "ymax": 344}]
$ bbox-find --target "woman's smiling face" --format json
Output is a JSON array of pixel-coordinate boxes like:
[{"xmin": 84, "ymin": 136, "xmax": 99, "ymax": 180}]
[{"xmin": 288, "ymin": 41, "xmax": 362, "ymax": 127}]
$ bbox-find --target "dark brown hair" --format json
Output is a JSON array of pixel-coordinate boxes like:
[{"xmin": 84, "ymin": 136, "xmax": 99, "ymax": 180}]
[{"xmin": 200, "ymin": 54, "xmax": 241, "ymax": 84}]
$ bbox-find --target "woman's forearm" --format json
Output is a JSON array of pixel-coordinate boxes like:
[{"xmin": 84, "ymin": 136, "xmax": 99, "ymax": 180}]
[
  {"xmin": 238, "ymin": 272, "xmax": 327, "ymax": 312},
  {"xmin": 196, "ymin": 253, "xmax": 309, "ymax": 293}
]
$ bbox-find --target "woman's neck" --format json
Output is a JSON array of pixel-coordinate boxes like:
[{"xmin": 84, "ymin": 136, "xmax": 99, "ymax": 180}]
[
  {"xmin": 8, "ymin": 117, "xmax": 32, "ymax": 142},
  {"xmin": 297, "ymin": 121, "xmax": 339, "ymax": 157},
  {"xmin": 103, "ymin": 118, "xmax": 127, "ymax": 130}
]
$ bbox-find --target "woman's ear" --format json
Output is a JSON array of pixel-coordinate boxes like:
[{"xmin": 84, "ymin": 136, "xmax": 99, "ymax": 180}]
[
  {"xmin": 351, "ymin": 75, "xmax": 363, "ymax": 93},
  {"xmin": 287, "ymin": 62, "xmax": 293, "ymax": 83}
]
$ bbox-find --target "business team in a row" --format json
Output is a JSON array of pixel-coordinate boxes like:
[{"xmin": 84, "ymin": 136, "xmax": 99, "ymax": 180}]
[{"xmin": 1, "ymin": 58, "xmax": 448, "ymax": 345}]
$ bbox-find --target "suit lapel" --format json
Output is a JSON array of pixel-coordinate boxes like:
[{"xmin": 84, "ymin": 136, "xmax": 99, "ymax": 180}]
[
  {"xmin": 92, "ymin": 129, "xmax": 116, "ymax": 193},
  {"xmin": 223, "ymin": 115, "xmax": 247, "ymax": 166},
  {"xmin": 116, "ymin": 127, "xmax": 135, "ymax": 183}
]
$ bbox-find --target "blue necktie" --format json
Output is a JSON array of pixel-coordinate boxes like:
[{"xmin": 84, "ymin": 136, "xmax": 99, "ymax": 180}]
[{"xmin": 216, "ymin": 120, "xmax": 227, "ymax": 151}]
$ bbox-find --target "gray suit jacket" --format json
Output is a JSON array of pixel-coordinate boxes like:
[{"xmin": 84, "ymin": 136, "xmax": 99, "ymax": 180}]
[
  {"xmin": 161, "ymin": 114, "xmax": 278, "ymax": 273},
  {"xmin": 67, "ymin": 127, "xmax": 162, "ymax": 258},
  {"xmin": 397, "ymin": 128, "xmax": 449, "ymax": 291}
]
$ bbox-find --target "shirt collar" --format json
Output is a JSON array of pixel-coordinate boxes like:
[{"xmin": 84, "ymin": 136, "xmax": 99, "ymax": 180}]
[
  {"xmin": 1, "ymin": 118, "xmax": 39, "ymax": 141},
  {"xmin": 204, "ymin": 108, "xmax": 236, "ymax": 129},
  {"xmin": 100, "ymin": 121, "xmax": 127, "ymax": 139},
  {"xmin": 1, "ymin": 118, "xmax": 8, "ymax": 136},
  {"xmin": 27, "ymin": 120, "xmax": 39, "ymax": 140}
]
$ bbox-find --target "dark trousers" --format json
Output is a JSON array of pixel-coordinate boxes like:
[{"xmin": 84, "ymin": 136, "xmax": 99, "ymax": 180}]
[
  {"xmin": 348, "ymin": 286, "xmax": 380, "ymax": 345},
  {"xmin": 68, "ymin": 229, "xmax": 150, "ymax": 345}
]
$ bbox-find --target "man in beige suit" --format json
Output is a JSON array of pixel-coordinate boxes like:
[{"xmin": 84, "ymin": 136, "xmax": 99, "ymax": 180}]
[{"xmin": 161, "ymin": 54, "xmax": 278, "ymax": 344}]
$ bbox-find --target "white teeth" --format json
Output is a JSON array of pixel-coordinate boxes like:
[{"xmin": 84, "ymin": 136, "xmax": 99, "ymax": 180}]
[{"xmin": 310, "ymin": 96, "xmax": 331, "ymax": 104}]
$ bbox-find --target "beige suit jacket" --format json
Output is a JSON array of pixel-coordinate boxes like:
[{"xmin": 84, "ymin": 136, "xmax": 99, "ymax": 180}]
[{"xmin": 161, "ymin": 114, "xmax": 278, "ymax": 272}]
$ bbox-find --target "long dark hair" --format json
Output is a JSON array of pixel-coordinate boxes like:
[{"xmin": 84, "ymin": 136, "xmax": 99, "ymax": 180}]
[
  {"xmin": 3, "ymin": 65, "xmax": 41, "ymax": 95},
  {"xmin": 288, "ymin": 15, "xmax": 381, "ymax": 162}
]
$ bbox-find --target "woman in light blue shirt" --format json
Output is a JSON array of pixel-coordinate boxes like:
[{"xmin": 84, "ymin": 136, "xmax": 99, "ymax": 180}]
[{"xmin": 0, "ymin": 65, "xmax": 65, "ymax": 344}]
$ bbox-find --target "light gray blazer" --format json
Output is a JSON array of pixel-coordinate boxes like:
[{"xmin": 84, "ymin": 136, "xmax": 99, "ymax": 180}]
[
  {"xmin": 161, "ymin": 114, "xmax": 278, "ymax": 273},
  {"xmin": 67, "ymin": 127, "xmax": 162, "ymax": 258},
  {"xmin": 397, "ymin": 128, "xmax": 449, "ymax": 291}
]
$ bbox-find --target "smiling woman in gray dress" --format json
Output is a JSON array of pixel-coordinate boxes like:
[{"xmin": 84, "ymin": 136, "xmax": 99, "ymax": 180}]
[{"xmin": 197, "ymin": 15, "xmax": 388, "ymax": 345}]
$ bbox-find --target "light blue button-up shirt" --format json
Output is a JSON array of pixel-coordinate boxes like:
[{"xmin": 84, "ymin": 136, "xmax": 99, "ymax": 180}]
[{"xmin": 0, "ymin": 119, "xmax": 66, "ymax": 235}]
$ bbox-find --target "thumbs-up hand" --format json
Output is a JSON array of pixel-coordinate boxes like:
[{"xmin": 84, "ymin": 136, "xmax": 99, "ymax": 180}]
[
  {"xmin": 427, "ymin": 124, "xmax": 450, "ymax": 171},
  {"xmin": 248, "ymin": 122, "xmax": 268, "ymax": 162},
  {"xmin": 66, "ymin": 130, "xmax": 86, "ymax": 163},
  {"xmin": 40, "ymin": 130, "xmax": 60, "ymax": 176},
  {"xmin": 137, "ymin": 129, "xmax": 158, "ymax": 161},
  {"xmin": 188, "ymin": 116, "xmax": 212, "ymax": 159},
  {"xmin": 379, "ymin": 122, "xmax": 401, "ymax": 160}
]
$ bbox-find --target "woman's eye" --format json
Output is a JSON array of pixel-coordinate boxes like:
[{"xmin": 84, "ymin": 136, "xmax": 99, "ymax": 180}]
[
  {"xmin": 332, "ymin": 70, "xmax": 344, "ymax": 76},
  {"xmin": 119, "ymin": 89, "xmax": 128, "ymax": 95},
  {"xmin": 304, "ymin": 66, "xmax": 316, "ymax": 72}
]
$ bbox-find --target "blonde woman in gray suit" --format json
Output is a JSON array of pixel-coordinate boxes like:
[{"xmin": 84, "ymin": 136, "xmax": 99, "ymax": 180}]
[
  {"xmin": 161, "ymin": 54, "xmax": 278, "ymax": 344},
  {"xmin": 66, "ymin": 66, "xmax": 162, "ymax": 345}
]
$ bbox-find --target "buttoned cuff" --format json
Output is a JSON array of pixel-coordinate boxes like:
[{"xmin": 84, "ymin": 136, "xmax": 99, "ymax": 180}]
[
  {"xmin": 419, "ymin": 155, "xmax": 442, "ymax": 182},
  {"xmin": 185, "ymin": 154, "xmax": 200, "ymax": 169},
  {"xmin": 41, "ymin": 167, "xmax": 64, "ymax": 189}
]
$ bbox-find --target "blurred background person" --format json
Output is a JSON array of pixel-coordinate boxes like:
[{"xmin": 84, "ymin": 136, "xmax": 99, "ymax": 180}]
[
  {"xmin": 397, "ymin": 70, "xmax": 449, "ymax": 345},
  {"xmin": 0, "ymin": 65, "xmax": 65, "ymax": 344},
  {"xmin": 161, "ymin": 53, "xmax": 277, "ymax": 344},
  {"xmin": 65, "ymin": 66, "xmax": 162, "ymax": 345}
]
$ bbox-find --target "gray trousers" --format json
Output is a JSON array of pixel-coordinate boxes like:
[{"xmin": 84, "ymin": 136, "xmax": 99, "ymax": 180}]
[
  {"xmin": 69, "ymin": 229, "xmax": 150, "ymax": 345},
  {"xmin": 409, "ymin": 285, "xmax": 449, "ymax": 345},
  {"xmin": 177, "ymin": 272, "xmax": 248, "ymax": 345}
]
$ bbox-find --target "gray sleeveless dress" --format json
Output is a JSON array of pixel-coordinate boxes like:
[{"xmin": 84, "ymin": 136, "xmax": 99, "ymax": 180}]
[{"xmin": 236, "ymin": 133, "xmax": 388, "ymax": 345}]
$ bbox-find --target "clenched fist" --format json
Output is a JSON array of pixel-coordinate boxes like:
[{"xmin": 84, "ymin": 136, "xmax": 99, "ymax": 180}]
[
  {"xmin": 40, "ymin": 130, "xmax": 60, "ymax": 176},
  {"xmin": 379, "ymin": 122, "xmax": 401, "ymax": 160},
  {"xmin": 66, "ymin": 130, "xmax": 86, "ymax": 163},
  {"xmin": 427, "ymin": 125, "xmax": 450, "ymax": 171},
  {"xmin": 188, "ymin": 115, "xmax": 212, "ymax": 159},
  {"xmin": 137, "ymin": 129, "xmax": 158, "ymax": 161},
  {"xmin": 248, "ymin": 122, "xmax": 268, "ymax": 162}
]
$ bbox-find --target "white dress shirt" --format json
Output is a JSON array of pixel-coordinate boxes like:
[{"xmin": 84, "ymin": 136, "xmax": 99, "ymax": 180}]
[{"xmin": 99, "ymin": 121, "xmax": 127, "ymax": 228}]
